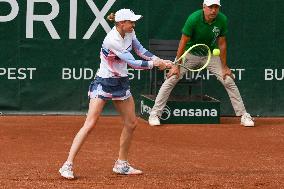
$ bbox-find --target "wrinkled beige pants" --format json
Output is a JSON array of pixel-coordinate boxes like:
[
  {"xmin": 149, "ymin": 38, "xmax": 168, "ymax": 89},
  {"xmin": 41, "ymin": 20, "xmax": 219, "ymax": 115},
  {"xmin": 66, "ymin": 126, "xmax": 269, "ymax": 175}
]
[{"xmin": 150, "ymin": 54, "xmax": 247, "ymax": 117}]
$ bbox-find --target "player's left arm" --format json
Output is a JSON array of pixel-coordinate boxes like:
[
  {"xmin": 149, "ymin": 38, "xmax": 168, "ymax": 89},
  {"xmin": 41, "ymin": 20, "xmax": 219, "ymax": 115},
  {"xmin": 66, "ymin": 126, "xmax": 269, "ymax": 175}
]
[
  {"xmin": 132, "ymin": 37, "xmax": 159, "ymax": 61},
  {"xmin": 218, "ymin": 36, "xmax": 232, "ymax": 79}
]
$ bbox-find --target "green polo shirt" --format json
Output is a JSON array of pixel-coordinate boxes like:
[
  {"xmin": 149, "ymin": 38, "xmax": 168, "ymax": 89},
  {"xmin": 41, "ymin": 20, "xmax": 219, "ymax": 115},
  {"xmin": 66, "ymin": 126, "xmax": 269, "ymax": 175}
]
[{"xmin": 182, "ymin": 9, "xmax": 228, "ymax": 51}]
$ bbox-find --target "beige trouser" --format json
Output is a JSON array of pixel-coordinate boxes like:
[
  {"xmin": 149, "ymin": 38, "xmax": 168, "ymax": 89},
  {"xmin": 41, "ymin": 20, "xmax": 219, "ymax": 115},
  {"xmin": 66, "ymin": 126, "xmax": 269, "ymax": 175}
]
[{"xmin": 150, "ymin": 54, "xmax": 247, "ymax": 117}]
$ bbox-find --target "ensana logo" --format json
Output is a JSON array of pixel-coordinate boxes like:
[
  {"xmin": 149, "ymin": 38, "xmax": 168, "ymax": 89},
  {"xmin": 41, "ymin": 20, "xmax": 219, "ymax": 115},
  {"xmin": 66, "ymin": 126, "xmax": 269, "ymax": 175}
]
[
  {"xmin": 160, "ymin": 105, "xmax": 171, "ymax": 120},
  {"xmin": 173, "ymin": 108, "xmax": 217, "ymax": 117}
]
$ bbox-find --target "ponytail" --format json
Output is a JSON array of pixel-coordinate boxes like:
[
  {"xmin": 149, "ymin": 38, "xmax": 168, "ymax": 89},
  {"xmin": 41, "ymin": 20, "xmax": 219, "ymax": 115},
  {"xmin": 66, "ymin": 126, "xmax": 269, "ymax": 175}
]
[{"xmin": 107, "ymin": 13, "xmax": 115, "ymax": 22}]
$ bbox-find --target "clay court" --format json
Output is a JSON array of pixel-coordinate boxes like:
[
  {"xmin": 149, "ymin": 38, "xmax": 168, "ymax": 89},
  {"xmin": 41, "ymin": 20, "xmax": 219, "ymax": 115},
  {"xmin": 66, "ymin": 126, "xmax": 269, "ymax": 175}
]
[{"xmin": 0, "ymin": 115, "xmax": 283, "ymax": 188}]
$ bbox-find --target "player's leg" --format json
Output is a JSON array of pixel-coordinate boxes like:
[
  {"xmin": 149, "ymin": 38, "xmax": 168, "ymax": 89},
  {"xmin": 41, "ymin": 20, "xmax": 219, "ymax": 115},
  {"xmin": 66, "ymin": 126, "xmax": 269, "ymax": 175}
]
[
  {"xmin": 206, "ymin": 56, "xmax": 254, "ymax": 126},
  {"xmin": 149, "ymin": 54, "xmax": 202, "ymax": 126},
  {"xmin": 67, "ymin": 98, "xmax": 106, "ymax": 162},
  {"xmin": 59, "ymin": 98, "xmax": 106, "ymax": 179},
  {"xmin": 112, "ymin": 96, "xmax": 142, "ymax": 175}
]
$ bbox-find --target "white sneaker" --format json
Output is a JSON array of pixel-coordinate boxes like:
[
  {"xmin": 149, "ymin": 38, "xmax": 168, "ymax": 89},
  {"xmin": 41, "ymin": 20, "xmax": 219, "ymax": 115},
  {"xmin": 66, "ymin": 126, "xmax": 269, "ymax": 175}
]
[
  {"xmin": 241, "ymin": 113, "xmax": 255, "ymax": 127},
  {"xmin": 113, "ymin": 160, "xmax": 143, "ymax": 175},
  {"xmin": 148, "ymin": 115, "xmax": 161, "ymax": 126},
  {"xmin": 59, "ymin": 162, "xmax": 75, "ymax": 179}
]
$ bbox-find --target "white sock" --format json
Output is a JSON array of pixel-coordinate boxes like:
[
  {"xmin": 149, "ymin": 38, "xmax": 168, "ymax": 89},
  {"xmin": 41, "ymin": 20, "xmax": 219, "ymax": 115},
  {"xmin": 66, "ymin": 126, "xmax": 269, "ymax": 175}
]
[
  {"xmin": 65, "ymin": 161, "xmax": 73, "ymax": 165},
  {"xmin": 117, "ymin": 159, "xmax": 127, "ymax": 164}
]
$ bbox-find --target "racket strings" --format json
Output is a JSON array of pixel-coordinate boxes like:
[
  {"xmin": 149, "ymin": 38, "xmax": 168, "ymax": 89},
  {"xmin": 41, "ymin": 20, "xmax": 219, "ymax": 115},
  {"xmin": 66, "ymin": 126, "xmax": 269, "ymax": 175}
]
[
  {"xmin": 189, "ymin": 46, "xmax": 209, "ymax": 57},
  {"xmin": 173, "ymin": 44, "xmax": 211, "ymax": 72}
]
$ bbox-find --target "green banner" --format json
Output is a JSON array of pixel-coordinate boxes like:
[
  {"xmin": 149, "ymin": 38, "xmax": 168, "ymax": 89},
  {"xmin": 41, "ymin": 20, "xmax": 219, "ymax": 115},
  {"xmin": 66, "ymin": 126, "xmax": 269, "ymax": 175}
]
[{"xmin": 0, "ymin": 0, "xmax": 283, "ymax": 116}]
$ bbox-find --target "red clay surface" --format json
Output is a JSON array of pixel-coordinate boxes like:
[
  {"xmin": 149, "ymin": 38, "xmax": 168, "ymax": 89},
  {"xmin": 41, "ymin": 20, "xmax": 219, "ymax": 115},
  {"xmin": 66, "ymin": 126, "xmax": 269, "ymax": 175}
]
[{"xmin": 0, "ymin": 116, "xmax": 283, "ymax": 189}]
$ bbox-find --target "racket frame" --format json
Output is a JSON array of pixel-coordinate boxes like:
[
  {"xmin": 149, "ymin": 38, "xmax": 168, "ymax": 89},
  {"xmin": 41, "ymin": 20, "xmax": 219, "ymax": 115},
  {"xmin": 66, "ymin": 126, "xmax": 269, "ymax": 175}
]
[{"xmin": 173, "ymin": 44, "xmax": 212, "ymax": 72}]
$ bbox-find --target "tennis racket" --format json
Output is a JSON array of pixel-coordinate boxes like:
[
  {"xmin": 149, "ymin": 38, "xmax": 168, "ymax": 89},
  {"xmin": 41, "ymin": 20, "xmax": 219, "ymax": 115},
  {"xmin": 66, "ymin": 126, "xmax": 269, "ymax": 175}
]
[{"xmin": 172, "ymin": 44, "xmax": 212, "ymax": 72}]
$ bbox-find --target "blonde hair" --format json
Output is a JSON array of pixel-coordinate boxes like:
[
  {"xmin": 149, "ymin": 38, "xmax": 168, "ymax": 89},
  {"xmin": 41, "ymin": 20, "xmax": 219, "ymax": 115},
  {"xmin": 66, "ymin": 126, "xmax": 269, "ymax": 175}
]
[{"xmin": 107, "ymin": 13, "xmax": 115, "ymax": 22}]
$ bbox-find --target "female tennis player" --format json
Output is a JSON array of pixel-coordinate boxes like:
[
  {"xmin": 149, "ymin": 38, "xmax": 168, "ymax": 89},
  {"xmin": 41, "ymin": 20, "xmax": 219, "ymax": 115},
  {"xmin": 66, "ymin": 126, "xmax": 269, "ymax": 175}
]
[{"xmin": 59, "ymin": 8, "xmax": 171, "ymax": 179}]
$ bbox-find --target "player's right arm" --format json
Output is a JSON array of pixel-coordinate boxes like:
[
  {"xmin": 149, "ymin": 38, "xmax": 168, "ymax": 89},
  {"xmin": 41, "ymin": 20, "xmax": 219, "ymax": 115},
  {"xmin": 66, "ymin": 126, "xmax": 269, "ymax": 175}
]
[
  {"xmin": 115, "ymin": 50, "xmax": 168, "ymax": 70},
  {"xmin": 107, "ymin": 42, "xmax": 168, "ymax": 70}
]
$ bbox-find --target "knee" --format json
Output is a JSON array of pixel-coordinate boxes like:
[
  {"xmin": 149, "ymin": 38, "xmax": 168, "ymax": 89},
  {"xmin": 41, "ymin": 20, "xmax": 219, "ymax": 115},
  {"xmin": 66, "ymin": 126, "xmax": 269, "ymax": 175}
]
[
  {"xmin": 83, "ymin": 117, "xmax": 98, "ymax": 133},
  {"xmin": 220, "ymin": 76, "xmax": 236, "ymax": 88},
  {"xmin": 125, "ymin": 117, "xmax": 138, "ymax": 131}
]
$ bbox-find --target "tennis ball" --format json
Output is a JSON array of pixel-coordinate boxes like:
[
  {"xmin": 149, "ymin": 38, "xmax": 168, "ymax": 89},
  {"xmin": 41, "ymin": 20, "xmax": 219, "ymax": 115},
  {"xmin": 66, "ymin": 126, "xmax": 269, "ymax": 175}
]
[{"xmin": 213, "ymin": 49, "xmax": 220, "ymax": 56}]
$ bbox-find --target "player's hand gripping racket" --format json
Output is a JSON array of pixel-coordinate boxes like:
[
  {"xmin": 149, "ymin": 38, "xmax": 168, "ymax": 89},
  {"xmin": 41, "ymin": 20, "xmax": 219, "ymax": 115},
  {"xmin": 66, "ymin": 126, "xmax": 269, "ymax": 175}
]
[{"xmin": 172, "ymin": 44, "xmax": 212, "ymax": 72}]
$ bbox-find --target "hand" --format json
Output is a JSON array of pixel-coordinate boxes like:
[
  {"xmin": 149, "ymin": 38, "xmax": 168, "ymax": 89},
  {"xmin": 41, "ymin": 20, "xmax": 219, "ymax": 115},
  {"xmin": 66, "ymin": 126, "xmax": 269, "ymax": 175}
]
[
  {"xmin": 163, "ymin": 60, "xmax": 173, "ymax": 69},
  {"xmin": 167, "ymin": 65, "xmax": 180, "ymax": 78},
  {"xmin": 153, "ymin": 59, "xmax": 169, "ymax": 70},
  {"xmin": 222, "ymin": 65, "xmax": 233, "ymax": 80}
]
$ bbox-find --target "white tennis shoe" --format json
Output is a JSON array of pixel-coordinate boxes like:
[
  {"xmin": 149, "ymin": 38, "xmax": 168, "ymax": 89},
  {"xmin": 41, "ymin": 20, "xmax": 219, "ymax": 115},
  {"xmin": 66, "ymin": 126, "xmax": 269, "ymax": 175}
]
[
  {"xmin": 148, "ymin": 115, "xmax": 161, "ymax": 126},
  {"xmin": 113, "ymin": 160, "xmax": 142, "ymax": 175},
  {"xmin": 59, "ymin": 162, "xmax": 74, "ymax": 179},
  {"xmin": 241, "ymin": 113, "xmax": 255, "ymax": 127}
]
